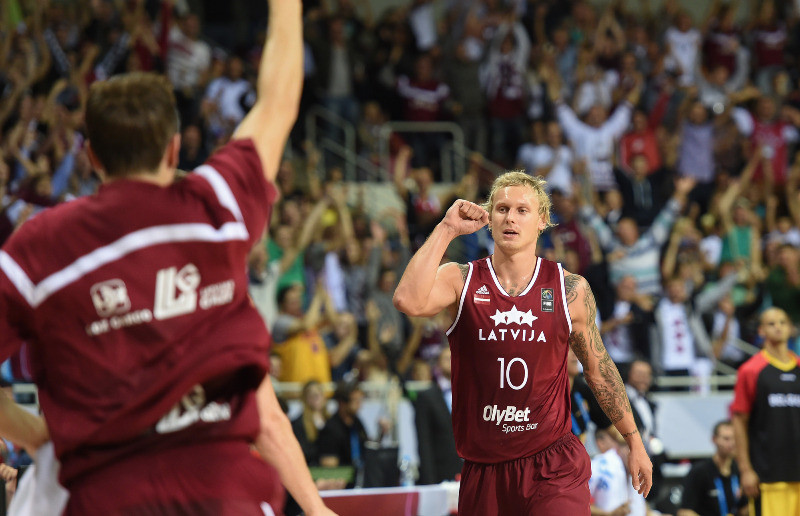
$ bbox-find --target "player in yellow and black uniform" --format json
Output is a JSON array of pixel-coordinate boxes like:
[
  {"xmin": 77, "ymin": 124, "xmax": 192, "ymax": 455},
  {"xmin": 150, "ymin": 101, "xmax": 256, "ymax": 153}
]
[{"xmin": 731, "ymin": 308, "xmax": 800, "ymax": 516}]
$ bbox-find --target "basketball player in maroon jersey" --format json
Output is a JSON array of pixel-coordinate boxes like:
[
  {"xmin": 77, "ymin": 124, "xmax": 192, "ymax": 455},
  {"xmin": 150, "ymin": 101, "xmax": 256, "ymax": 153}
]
[
  {"xmin": 394, "ymin": 171, "xmax": 651, "ymax": 515},
  {"xmin": 0, "ymin": 1, "xmax": 336, "ymax": 515}
]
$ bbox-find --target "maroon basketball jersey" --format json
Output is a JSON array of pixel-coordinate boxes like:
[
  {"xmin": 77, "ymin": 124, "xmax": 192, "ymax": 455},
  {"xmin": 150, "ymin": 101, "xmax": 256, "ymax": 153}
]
[
  {"xmin": 446, "ymin": 256, "xmax": 572, "ymax": 463},
  {"xmin": 0, "ymin": 140, "xmax": 275, "ymax": 488}
]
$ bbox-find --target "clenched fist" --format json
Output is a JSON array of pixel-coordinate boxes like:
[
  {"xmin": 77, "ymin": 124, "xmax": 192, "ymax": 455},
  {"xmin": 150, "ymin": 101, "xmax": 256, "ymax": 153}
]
[{"xmin": 441, "ymin": 199, "xmax": 490, "ymax": 236}]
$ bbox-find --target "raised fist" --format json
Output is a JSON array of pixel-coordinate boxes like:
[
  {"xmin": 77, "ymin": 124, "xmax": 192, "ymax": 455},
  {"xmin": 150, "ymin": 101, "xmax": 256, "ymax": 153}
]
[{"xmin": 441, "ymin": 199, "xmax": 490, "ymax": 236}]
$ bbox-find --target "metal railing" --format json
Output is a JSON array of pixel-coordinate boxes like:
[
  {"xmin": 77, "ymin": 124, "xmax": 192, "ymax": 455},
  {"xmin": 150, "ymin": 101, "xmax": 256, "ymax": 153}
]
[
  {"xmin": 304, "ymin": 104, "xmax": 508, "ymax": 184},
  {"xmin": 305, "ymin": 105, "xmax": 358, "ymax": 180},
  {"xmin": 273, "ymin": 379, "xmax": 433, "ymax": 399},
  {"xmin": 318, "ymin": 138, "xmax": 384, "ymax": 182},
  {"xmin": 441, "ymin": 140, "xmax": 506, "ymax": 178},
  {"xmin": 652, "ymin": 338, "xmax": 759, "ymax": 391},
  {"xmin": 378, "ymin": 121, "xmax": 466, "ymax": 183},
  {"xmin": 654, "ymin": 374, "xmax": 738, "ymax": 390}
]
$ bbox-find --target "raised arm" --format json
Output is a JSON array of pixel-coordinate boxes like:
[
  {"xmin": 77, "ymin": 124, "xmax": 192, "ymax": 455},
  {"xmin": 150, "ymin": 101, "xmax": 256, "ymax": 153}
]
[
  {"xmin": 278, "ymin": 199, "xmax": 329, "ymax": 275},
  {"xmin": 393, "ymin": 200, "xmax": 488, "ymax": 317},
  {"xmin": 255, "ymin": 376, "xmax": 337, "ymax": 516},
  {"xmin": 233, "ymin": 0, "xmax": 303, "ymax": 183},
  {"xmin": 565, "ymin": 272, "xmax": 652, "ymax": 497}
]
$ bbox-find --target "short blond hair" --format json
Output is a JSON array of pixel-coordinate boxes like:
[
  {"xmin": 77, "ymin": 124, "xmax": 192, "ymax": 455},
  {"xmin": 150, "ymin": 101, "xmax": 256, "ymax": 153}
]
[{"xmin": 481, "ymin": 170, "xmax": 555, "ymax": 229}]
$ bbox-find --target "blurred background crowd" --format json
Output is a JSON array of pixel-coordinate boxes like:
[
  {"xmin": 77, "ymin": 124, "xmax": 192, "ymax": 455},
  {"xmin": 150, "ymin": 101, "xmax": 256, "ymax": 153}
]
[{"xmin": 2, "ymin": 0, "xmax": 800, "ymax": 513}]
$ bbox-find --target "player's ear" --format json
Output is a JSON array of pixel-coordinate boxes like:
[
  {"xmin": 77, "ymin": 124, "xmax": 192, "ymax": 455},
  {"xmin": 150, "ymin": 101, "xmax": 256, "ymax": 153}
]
[
  {"xmin": 165, "ymin": 133, "xmax": 181, "ymax": 169},
  {"xmin": 85, "ymin": 141, "xmax": 107, "ymax": 181},
  {"xmin": 538, "ymin": 214, "xmax": 547, "ymax": 232}
]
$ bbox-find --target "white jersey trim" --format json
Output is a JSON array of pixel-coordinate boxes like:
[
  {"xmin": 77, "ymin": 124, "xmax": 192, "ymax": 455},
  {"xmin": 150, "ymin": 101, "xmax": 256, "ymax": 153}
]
[
  {"xmin": 486, "ymin": 256, "xmax": 541, "ymax": 297},
  {"xmin": 519, "ymin": 257, "xmax": 542, "ymax": 296},
  {"xmin": 0, "ymin": 251, "xmax": 36, "ymax": 306},
  {"xmin": 557, "ymin": 263, "xmax": 573, "ymax": 334},
  {"xmin": 0, "ymin": 166, "xmax": 249, "ymax": 308},
  {"xmin": 196, "ymin": 165, "xmax": 246, "ymax": 224},
  {"xmin": 446, "ymin": 262, "xmax": 473, "ymax": 336}
]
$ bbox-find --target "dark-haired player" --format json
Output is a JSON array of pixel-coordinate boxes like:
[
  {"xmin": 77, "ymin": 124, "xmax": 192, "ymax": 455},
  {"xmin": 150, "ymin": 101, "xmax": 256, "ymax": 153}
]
[
  {"xmin": 0, "ymin": 1, "xmax": 335, "ymax": 515},
  {"xmin": 731, "ymin": 308, "xmax": 800, "ymax": 516}
]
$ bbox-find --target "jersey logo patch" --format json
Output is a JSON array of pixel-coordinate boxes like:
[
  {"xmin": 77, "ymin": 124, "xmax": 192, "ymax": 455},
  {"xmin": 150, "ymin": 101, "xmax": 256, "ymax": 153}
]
[
  {"xmin": 474, "ymin": 284, "xmax": 491, "ymax": 304},
  {"xmin": 90, "ymin": 279, "xmax": 131, "ymax": 317},
  {"xmin": 541, "ymin": 288, "xmax": 554, "ymax": 312}
]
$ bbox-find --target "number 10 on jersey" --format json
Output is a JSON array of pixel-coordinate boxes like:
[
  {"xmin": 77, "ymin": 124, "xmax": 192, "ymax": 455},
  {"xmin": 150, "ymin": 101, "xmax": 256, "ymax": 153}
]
[{"xmin": 498, "ymin": 357, "xmax": 529, "ymax": 390}]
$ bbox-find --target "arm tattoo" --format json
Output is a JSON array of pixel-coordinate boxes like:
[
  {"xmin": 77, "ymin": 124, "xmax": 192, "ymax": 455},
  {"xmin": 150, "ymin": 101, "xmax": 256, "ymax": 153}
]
[
  {"xmin": 566, "ymin": 275, "xmax": 632, "ymax": 424},
  {"xmin": 621, "ymin": 429, "xmax": 639, "ymax": 438},
  {"xmin": 457, "ymin": 263, "xmax": 469, "ymax": 282},
  {"xmin": 564, "ymin": 274, "xmax": 581, "ymax": 305}
]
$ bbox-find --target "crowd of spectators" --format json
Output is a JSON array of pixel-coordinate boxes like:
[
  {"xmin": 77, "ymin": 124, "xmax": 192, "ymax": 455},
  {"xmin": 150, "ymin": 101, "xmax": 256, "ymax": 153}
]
[{"xmin": 2, "ymin": 0, "xmax": 800, "ymax": 511}]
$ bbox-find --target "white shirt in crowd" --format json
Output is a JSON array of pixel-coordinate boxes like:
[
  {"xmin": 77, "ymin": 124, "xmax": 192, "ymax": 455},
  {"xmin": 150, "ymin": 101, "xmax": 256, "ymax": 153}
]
[
  {"xmin": 167, "ymin": 25, "xmax": 211, "ymax": 91},
  {"xmin": 656, "ymin": 298, "xmax": 695, "ymax": 371},
  {"xmin": 664, "ymin": 26, "xmax": 701, "ymax": 86},
  {"xmin": 204, "ymin": 77, "xmax": 255, "ymax": 136},
  {"xmin": 556, "ymin": 102, "xmax": 632, "ymax": 191},
  {"xmin": 248, "ymin": 261, "xmax": 281, "ymax": 331},
  {"xmin": 409, "ymin": 3, "xmax": 437, "ymax": 51},
  {"xmin": 766, "ymin": 228, "xmax": 800, "ymax": 247},
  {"xmin": 602, "ymin": 301, "xmax": 635, "ymax": 364},
  {"xmin": 573, "ymin": 71, "xmax": 617, "ymax": 116},
  {"xmin": 589, "ymin": 449, "xmax": 648, "ymax": 516},
  {"xmin": 712, "ymin": 311, "xmax": 745, "ymax": 363},
  {"xmin": 516, "ymin": 144, "xmax": 574, "ymax": 195},
  {"xmin": 700, "ymin": 234, "xmax": 723, "ymax": 268}
]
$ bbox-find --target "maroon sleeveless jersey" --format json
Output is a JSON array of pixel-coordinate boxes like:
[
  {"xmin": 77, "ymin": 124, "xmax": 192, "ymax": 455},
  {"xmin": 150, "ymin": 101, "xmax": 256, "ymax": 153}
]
[{"xmin": 446, "ymin": 256, "xmax": 572, "ymax": 463}]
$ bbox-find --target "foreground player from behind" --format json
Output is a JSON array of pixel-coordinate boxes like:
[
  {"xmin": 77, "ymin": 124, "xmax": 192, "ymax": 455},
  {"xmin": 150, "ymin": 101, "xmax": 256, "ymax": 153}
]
[
  {"xmin": 394, "ymin": 172, "xmax": 652, "ymax": 515},
  {"xmin": 0, "ymin": 1, "xmax": 336, "ymax": 515}
]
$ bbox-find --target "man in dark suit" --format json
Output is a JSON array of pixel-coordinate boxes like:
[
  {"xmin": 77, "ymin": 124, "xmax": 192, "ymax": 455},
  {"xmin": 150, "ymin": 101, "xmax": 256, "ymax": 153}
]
[
  {"xmin": 625, "ymin": 359, "xmax": 665, "ymax": 502},
  {"xmin": 415, "ymin": 347, "xmax": 463, "ymax": 484},
  {"xmin": 613, "ymin": 156, "xmax": 673, "ymax": 229}
]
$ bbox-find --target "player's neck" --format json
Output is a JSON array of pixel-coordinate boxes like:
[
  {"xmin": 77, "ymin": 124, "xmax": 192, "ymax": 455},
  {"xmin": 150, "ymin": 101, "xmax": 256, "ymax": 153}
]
[
  {"xmin": 712, "ymin": 453, "xmax": 732, "ymax": 476},
  {"xmin": 105, "ymin": 164, "xmax": 176, "ymax": 187},
  {"xmin": 763, "ymin": 342, "xmax": 793, "ymax": 363},
  {"xmin": 490, "ymin": 250, "xmax": 538, "ymax": 279}
]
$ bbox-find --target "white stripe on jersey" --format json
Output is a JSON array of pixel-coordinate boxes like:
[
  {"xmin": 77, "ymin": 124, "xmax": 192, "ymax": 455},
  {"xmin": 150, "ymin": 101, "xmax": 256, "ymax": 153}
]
[
  {"xmin": 196, "ymin": 165, "xmax": 245, "ymax": 223},
  {"xmin": 0, "ymin": 166, "xmax": 248, "ymax": 308},
  {"xmin": 557, "ymin": 263, "xmax": 573, "ymax": 334},
  {"xmin": 486, "ymin": 256, "xmax": 541, "ymax": 297},
  {"xmin": 446, "ymin": 262, "xmax": 473, "ymax": 336}
]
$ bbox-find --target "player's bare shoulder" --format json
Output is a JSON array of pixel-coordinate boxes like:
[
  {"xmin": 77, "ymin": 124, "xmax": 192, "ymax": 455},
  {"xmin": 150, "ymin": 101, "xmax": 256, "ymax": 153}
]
[
  {"xmin": 563, "ymin": 271, "xmax": 585, "ymax": 306},
  {"xmin": 438, "ymin": 261, "xmax": 469, "ymax": 291},
  {"xmin": 562, "ymin": 271, "xmax": 595, "ymax": 322},
  {"xmin": 434, "ymin": 262, "xmax": 469, "ymax": 304}
]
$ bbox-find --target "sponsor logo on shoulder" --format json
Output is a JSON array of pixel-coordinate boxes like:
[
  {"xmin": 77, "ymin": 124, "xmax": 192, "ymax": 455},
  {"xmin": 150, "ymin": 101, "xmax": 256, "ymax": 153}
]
[
  {"xmin": 87, "ymin": 263, "xmax": 235, "ymax": 337},
  {"xmin": 474, "ymin": 284, "xmax": 491, "ymax": 304},
  {"xmin": 91, "ymin": 279, "xmax": 131, "ymax": 317},
  {"xmin": 541, "ymin": 288, "xmax": 554, "ymax": 312}
]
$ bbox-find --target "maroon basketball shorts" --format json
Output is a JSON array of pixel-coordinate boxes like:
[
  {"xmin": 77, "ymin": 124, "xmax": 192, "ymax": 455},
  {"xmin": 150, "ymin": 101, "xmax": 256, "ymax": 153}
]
[
  {"xmin": 458, "ymin": 432, "xmax": 591, "ymax": 516},
  {"xmin": 64, "ymin": 440, "xmax": 284, "ymax": 516}
]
